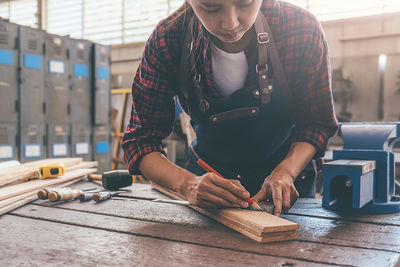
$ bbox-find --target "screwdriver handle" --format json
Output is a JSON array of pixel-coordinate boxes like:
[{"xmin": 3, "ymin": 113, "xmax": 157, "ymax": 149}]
[
  {"xmin": 93, "ymin": 191, "xmax": 112, "ymax": 203},
  {"xmin": 37, "ymin": 187, "xmax": 65, "ymax": 200},
  {"xmin": 79, "ymin": 192, "xmax": 96, "ymax": 202},
  {"xmin": 48, "ymin": 188, "xmax": 83, "ymax": 202},
  {"xmin": 93, "ymin": 191, "xmax": 123, "ymax": 203}
]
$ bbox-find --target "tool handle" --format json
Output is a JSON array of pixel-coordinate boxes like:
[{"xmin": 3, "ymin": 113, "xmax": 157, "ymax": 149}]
[
  {"xmin": 197, "ymin": 159, "xmax": 255, "ymax": 206},
  {"xmin": 79, "ymin": 192, "xmax": 96, "ymax": 202},
  {"xmin": 48, "ymin": 189, "xmax": 83, "ymax": 202},
  {"xmin": 93, "ymin": 191, "xmax": 112, "ymax": 203},
  {"xmin": 37, "ymin": 187, "xmax": 67, "ymax": 200}
]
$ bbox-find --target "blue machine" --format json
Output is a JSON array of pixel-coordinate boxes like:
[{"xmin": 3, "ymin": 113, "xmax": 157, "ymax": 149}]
[{"xmin": 322, "ymin": 122, "xmax": 400, "ymax": 214}]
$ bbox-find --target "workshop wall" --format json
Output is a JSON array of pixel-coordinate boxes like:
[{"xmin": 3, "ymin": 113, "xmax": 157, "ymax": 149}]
[
  {"xmin": 111, "ymin": 42, "xmax": 144, "ymax": 89},
  {"xmin": 322, "ymin": 12, "xmax": 400, "ymax": 122}
]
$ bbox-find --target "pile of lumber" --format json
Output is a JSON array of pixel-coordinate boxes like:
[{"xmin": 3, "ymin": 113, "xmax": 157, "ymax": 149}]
[
  {"xmin": 151, "ymin": 183, "xmax": 299, "ymax": 243},
  {"xmin": 0, "ymin": 158, "xmax": 98, "ymax": 215}
]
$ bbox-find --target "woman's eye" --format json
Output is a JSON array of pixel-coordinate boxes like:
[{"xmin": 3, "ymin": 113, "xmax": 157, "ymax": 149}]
[
  {"xmin": 238, "ymin": 1, "xmax": 253, "ymax": 8},
  {"xmin": 203, "ymin": 8, "xmax": 220, "ymax": 13}
]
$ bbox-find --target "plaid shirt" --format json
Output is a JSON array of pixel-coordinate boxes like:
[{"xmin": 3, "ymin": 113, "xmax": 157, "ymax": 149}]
[{"xmin": 122, "ymin": 0, "xmax": 338, "ymax": 174}]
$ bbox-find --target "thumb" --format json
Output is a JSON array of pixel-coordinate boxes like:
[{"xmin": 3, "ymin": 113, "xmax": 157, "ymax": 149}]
[{"xmin": 252, "ymin": 188, "xmax": 266, "ymax": 203}]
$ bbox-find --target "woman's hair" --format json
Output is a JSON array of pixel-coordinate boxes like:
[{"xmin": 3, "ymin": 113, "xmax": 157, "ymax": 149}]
[{"xmin": 167, "ymin": 1, "xmax": 193, "ymax": 27}]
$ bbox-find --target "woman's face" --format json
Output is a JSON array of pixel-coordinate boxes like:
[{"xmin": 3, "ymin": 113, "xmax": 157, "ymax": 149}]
[{"xmin": 189, "ymin": 0, "xmax": 262, "ymax": 43}]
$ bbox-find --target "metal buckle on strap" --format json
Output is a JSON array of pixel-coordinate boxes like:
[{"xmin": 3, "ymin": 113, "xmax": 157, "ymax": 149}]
[
  {"xmin": 255, "ymin": 64, "xmax": 269, "ymax": 74},
  {"xmin": 193, "ymin": 74, "xmax": 201, "ymax": 82},
  {"xmin": 257, "ymin": 33, "xmax": 270, "ymax": 44}
]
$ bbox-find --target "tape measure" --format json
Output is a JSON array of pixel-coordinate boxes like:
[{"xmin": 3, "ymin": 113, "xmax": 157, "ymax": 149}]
[{"xmin": 39, "ymin": 163, "xmax": 66, "ymax": 179}]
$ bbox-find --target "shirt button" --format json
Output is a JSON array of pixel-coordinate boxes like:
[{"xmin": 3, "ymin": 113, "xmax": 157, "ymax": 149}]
[{"xmin": 237, "ymin": 174, "xmax": 241, "ymax": 179}]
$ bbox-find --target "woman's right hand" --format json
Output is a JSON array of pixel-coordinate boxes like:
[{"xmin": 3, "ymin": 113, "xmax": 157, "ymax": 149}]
[{"xmin": 185, "ymin": 172, "xmax": 251, "ymax": 208}]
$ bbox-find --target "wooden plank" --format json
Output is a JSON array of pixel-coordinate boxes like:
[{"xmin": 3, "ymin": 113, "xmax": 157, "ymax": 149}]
[
  {"xmin": 10, "ymin": 205, "xmax": 400, "ymax": 266},
  {"xmin": 0, "ymin": 177, "xmax": 87, "ymax": 215},
  {"xmin": 0, "ymin": 215, "xmax": 333, "ymax": 267},
  {"xmin": 0, "ymin": 158, "xmax": 83, "ymax": 187},
  {"xmin": 151, "ymin": 183, "xmax": 298, "ymax": 242},
  {"xmin": 0, "ymin": 168, "xmax": 97, "ymax": 201},
  {"xmin": 66, "ymin": 161, "xmax": 98, "ymax": 171}
]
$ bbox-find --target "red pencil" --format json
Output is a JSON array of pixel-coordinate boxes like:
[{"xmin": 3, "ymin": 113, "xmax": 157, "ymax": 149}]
[{"xmin": 197, "ymin": 158, "xmax": 263, "ymax": 211}]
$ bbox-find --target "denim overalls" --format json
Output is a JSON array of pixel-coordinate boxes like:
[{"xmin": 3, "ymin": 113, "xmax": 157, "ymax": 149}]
[{"xmin": 178, "ymin": 12, "xmax": 316, "ymax": 197}]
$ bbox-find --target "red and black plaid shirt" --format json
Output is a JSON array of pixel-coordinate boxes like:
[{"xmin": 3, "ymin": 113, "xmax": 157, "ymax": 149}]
[{"xmin": 122, "ymin": 0, "xmax": 339, "ymax": 174}]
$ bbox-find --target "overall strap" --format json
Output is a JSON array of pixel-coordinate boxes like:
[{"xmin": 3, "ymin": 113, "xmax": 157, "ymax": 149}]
[
  {"xmin": 255, "ymin": 12, "xmax": 294, "ymax": 107},
  {"xmin": 254, "ymin": 12, "xmax": 272, "ymax": 104},
  {"xmin": 180, "ymin": 16, "xmax": 209, "ymax": 113}
]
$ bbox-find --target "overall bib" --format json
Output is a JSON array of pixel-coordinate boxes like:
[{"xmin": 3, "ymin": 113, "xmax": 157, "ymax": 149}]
[{"xmin": 179, "ymin": 13, "xmax": 316, "ymax": 197}]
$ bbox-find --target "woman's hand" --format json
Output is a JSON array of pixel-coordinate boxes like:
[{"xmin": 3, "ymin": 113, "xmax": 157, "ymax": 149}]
[
  {"xmin": 185, "ymin": 173, "xmax": 251, "ymax": 209},
  {"xmin": 253, "ymin": 168, "xmax": 299, "ymax": 216}
]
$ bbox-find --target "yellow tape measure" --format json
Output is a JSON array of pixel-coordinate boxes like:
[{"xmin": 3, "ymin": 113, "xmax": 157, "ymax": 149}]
[{"xmin": 39, "ymin": 163, "xmax": 66, "ymax": 179}]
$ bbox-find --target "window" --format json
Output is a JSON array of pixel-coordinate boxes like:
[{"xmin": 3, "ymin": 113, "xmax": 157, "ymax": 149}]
[
  {"xmin": 0, "ymin": 0, "xmax": 37, "ymax": 28},
  {"xmin": 1, "ymin": 0, "xmax": 399, "ymax": 44}
]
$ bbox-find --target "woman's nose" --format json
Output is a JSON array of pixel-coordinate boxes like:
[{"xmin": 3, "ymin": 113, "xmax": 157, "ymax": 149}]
[{"xmin": 220, "ymin": 9, "xmax": 240, "ymax": 31}]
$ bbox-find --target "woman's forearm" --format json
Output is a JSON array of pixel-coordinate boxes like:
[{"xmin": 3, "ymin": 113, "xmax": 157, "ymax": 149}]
[
  {"xmin": 274, "ymin": 142, "xmax": 317, "ymax": 179},
  {"xmin": 138, "ymin": 152, "xmax": 197, "ymax": 197}
]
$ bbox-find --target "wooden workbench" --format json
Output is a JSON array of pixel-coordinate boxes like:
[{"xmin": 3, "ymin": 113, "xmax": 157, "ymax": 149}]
[{"xmin": 0, "ymin": 181, "xmax": 399, "ymax": 266}]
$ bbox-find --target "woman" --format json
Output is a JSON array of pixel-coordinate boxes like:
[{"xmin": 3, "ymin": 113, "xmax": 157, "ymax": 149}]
[{"xmin": 122, "ymin": 0, "xmax": 338, "ymax": 216}]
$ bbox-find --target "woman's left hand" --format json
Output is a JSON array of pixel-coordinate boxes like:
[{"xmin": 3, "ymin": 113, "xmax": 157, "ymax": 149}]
[{"xmin": 252, "ymin": 168, "xmax": 299, "ymax": 216}]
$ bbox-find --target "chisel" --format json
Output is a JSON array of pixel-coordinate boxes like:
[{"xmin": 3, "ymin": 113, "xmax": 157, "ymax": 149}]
[
  {"xmin": 93, "ymin": 191, "xmax": 125, "ymax": 203},
  {"xmin": 47, "ymin": 188, "xmax": 98, "ymax": 202},
  {"xmin": 37, "ymin": 187, "xmax": 64, "ymax": 200}
]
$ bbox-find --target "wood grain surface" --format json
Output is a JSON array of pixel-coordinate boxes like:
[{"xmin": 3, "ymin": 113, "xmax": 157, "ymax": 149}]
[
  {"xmin": 1, "ymin": 181, "xmax": 399, "ymax": 266},
  {"xmin": 0, "ymin": 168, "xmax": 96, "ymax": 201},
  {"xmin": 0, "ymin": 158, "xmax": 83, "ymax": 187},
  {"xmin": 151, "ymin": 182, "xmax": 298, "ymax": 242}
]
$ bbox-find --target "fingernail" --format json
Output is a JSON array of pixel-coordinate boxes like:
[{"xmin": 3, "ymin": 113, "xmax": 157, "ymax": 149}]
[
  {"xmin": 242, "ymin": 192, "xmax": 250, "ymax": 198},
  {"xmin": 242, "ymin": 202, "xmax": 249, "ymax": 208}
]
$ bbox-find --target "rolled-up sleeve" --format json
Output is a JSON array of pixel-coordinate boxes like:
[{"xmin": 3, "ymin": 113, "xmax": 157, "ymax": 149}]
[
  {"xmin": 290, "ymin": 20, "xmax": 338, "ymax": 158},
  {"xmin": 122, "ymin": 25, "xmax": 178, "ymax": 174}
]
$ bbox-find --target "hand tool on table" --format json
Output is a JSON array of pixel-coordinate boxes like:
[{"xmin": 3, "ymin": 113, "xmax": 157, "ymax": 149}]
[
  {"xmin": 93, "ymin": 191, "xmax": 125, "ymax": 203},
  {"xmin": 46, "ymin": 188, "xmax": 98, "ymax": 202},
  {"xmin": 322, "ymin": 122, "xmax": 400, "ymax": 214},
  {"xmin": 88, "ymin": 170, "xmax": 133, "ymax": 190},
  {"xmin": 39, "ymin": 163, "xmax": 65, "ymax": 179},
  {"xmin": 197, "ymin": 158, "xmax": 264, "ymax": 211},
  {"xmin": 37, "ymin": 187, "xmax": 63, "ymax": 200},
  {"xmin": 79, "ymin": 191, "xmax": 98, "ymax": 202}
]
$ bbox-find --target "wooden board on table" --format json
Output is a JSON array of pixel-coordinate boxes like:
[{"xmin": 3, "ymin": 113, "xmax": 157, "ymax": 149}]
[
  {"xmin": 0, "ymin": 168, "xmax": 97, "ymax": 201},
  {"xmin": 0, "ymin": 176, "xmax": 87, "ymax": 215},
  {"xmin": 0, "ymin": 158, "xmax": 83, "ymax": 187},
  {"xmin": 151, "ymin": 182, "xmax": 298, "ymax": 243}
]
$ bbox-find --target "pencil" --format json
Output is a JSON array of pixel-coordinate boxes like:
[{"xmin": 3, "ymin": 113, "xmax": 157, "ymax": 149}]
[{"xmin": 197, "ymin": 158, "xmax": 263, "ymax": 211}]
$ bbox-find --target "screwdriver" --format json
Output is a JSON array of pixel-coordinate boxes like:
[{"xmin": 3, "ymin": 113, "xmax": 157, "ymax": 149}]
[
  {"xmin": 197, "ymin": 158, "xmax": 263, "ymax": 211},
  {"xmin": 37, "ymin": 187, "xmax": 64, "ymax": 200},
  {"xmin": 79, "ymin": 192, "xmax": 97, "ymax": 202},
  {"xmin": 92, "ymin": 191, "xmax": 125, "ymax": 203},
  {"xmin": 47, "ymin": 188, "xmax": 98, "ymax": 202}
]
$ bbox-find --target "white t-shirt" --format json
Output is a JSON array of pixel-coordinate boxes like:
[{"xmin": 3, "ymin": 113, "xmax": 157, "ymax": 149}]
[{"xmin": 210, "ymin": 42, "xmax": 248, "ymax": 97}]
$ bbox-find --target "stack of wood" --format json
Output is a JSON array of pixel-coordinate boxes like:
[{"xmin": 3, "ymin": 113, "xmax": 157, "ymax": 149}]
[
  {"xmin": 0, "ymin": 158, "xmax": 98, "ymax": 215},
  {"xmin": 152, "ymin": 183, "xmax": 299, "ymax": 243}
]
